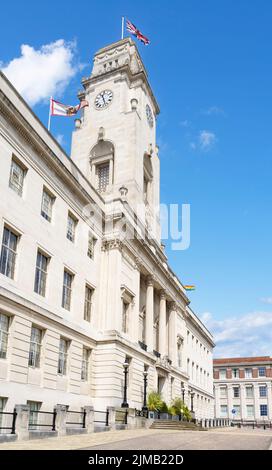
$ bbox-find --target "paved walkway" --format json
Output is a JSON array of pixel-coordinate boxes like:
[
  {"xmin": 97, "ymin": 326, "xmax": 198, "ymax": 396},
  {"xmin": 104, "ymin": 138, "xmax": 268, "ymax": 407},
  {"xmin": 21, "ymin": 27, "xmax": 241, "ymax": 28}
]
[{"xmin": 0, "ymin": 427, "xmax": 271, "ymax": 450}]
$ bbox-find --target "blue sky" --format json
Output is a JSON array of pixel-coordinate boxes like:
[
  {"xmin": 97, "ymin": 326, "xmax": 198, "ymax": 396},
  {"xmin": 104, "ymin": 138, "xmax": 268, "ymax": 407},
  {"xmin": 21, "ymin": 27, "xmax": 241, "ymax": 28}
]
[{"xmin": 1, "ymin": 0, "xmax": 272, "ymax": 357}]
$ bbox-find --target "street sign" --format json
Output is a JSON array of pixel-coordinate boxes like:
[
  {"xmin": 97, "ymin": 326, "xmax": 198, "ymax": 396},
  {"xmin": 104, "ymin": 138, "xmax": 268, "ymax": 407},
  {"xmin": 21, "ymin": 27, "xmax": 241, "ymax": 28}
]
[{"xmin": 231, "ymin": 409, "xmax": 237, "ymax": 414}]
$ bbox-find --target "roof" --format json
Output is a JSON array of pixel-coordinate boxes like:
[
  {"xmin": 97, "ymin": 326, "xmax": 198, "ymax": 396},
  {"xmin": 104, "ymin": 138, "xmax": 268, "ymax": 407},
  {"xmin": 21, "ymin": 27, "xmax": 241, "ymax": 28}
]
[{"xmin": 213, "ymin": 356, "xmax": 272, "ymax": 365}]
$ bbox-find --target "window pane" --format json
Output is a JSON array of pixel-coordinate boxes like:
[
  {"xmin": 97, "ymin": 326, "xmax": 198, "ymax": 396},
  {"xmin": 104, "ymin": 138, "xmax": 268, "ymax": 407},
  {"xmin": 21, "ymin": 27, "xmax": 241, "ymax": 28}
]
[
  {"xmin": 67, "ymin": 214, "xmax": 76, "ymax": 242},
  {"xmin": 0, "ymin": 228, "xmax": 18, "ymax": 279},
  {"xmin": 259, "ymin": 386, "xmax": 267, "ymax": 397},
  {"xmin": 28, "ymin": 327, "xmax": 42, "ymax": 368},
  {"xmin": 260, "ymin": 405, "xmax": 267, "ymax": 416},
  {"xmin": 84, "ymin": 286, "xmax": 93, "ymax": 322},
  {"xmin": 41, "ymin": 190, "xmax": 54, "ymax": 222},
  {"xmin": 34, "ymin": 252, "xmax": 48, "ymax": 296},
  {"xmin": 58, "ymin": 339, "xmax": 68, "ymax": 375},
  {"xmin": 97, "ymin": 163, "xmax": 109, "ymax": 192},
  {"xmin": 62, "ymin": 271, "xmax": 73, "ymax": 310},
  {"xmin": 9, "ymin": 160, "xmax": 25, "ymax": 195},
  {"xmin": 0, "ymin": 313, "xmax": 9, "ymax": 359},
  {"xmin": 258, "ymin": 367, "xmax": 266, "ymax": 377}
]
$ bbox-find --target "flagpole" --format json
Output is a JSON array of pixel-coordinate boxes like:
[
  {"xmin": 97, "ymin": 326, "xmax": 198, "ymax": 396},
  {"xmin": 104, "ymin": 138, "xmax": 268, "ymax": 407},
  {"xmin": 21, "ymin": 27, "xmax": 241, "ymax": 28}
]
[
  {"xmin": 121, "ymin": 16, "xmax": 124, "ymax": 39},
  {"xmin": 47, "ymin": 96, "xmax": 52, "ymax": 132}
]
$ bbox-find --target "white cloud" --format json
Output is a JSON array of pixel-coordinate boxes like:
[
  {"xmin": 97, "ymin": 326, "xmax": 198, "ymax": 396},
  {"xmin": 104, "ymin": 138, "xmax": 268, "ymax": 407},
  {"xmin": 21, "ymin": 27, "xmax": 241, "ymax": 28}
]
[
  {"xmin": 201, "ymin": 106, "xmax": 226, "ymax": 116},
  {"xmin": 201, "ymin": 311, "xmax": 272, "ymax": 357},
  {"xmin": 190, "ymin": 142, "xmax": 196, "ymax": 150},
  {"xmin": 199, "ymin": 130, "xmax": 216, "ymax": 150},
  {"xmin": 260, "ymin": 297, "xmax": 272, "ymax": 304},
  {"xmin": 2, "ymin": 39, "xmax": 81, "ymax": 106}
]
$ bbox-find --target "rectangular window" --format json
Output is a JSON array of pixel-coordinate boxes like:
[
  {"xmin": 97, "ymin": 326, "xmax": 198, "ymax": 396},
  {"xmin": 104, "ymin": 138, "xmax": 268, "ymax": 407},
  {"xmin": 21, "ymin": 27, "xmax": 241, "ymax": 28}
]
[
  {"xmin": 246, "ymin": 405, "xmax": 254, "ymax": 418},
  {"xmin": 177, "ymin": 342, "xmax": 182, "ymax": 368},
  {"xmin": 232, "ymin": 368, "xmax": 239, "ymax": 378},
  {"xmin": 233, "ymin": 405, "xmax": 240, "ymax": 417},
  {"xmin": 245, "ymin": 368, "xmax": 252, "ymax": 379},
  {"xmin": 220, "ymin": 405, "xmax": 228, "ymax": 417},
  {"xmin": 97, "ymin": 162, "xmax": 110, "ymax": 192},
  {"xmin": 122, "ymin": 301, "xmax": 129, "ymax": 333},
  {"xmin": 27, "ymin": 401, "xmax": 41, "ymax": 428},
  {"xmin": 246, "ymin": 386, "xmax": 254, "ymax": 398},
  {"xmin": 233, "ymin": 387, "xmax": 240, "ymax": 398},
  {"xmin": 62, "ymin": 270, "xmax": 73, "ymax": 311},
  {"xmin": 258, "ymin": 367, "xmax": 266, "ymax": 377},
  {"xmin": 260, "ymin": 404, "xmax": 268, "ymax": 416},
  {"xmin": 58, "ymin": 338, "xmax": 68, "ymax": 375},
  {"xmin": 0, "ymin": 227, "xmax": 18, "ymax": 279},
  {"xmin": 41, "ymin": 188, "xmax": 54, "ymax": 222},
  {"xmin": 219, "ymin": 369, "xmax": 226, "ymax": 379},
  {"xmin": 9, "ymin": 159, "xmax": 25, "ymax": 196},
  {"xmin": 220, "ymin": 387, "xmax": 227, "ymax": 398},
  {"xmin": 34, "ymin": 251, "xmax": 49, "ymax": 296},
  {"xmin": 28, "ymin": 326, "xmax": 42, "ymax": 368},
  {"xmin": 0, "ymin": 313, "xmax": 9, "ymax": 359},
  {"xmin": 81, "ymin": 347, "xmax": 90, "ymax": 381},
  {"xmin": 259, "ymin": 386, "xmax": 267, "ymax": 398},
  {"xmin": 66, "ymin": 213, "xmax": 77, "ymax": 242},
  {"xmin": 84, "ymin": 285, "xmax": 93, "ymax": 322},
  {"xmin": 87, "ymin": 233, "xmax": 96, "ymax": 259}
]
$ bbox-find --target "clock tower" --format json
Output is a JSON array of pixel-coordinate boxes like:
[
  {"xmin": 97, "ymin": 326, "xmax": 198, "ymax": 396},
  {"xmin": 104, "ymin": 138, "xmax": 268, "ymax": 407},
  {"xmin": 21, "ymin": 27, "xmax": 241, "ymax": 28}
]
[{"xmin": 71, "ymin": 38, "xmax": 161, "ymax": 241}]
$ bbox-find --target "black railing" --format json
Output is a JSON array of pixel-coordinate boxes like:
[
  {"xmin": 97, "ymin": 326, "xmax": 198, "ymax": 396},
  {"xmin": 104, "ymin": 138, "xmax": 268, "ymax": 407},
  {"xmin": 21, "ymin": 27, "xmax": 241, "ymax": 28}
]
[
  {"xmin": 115, "ymin": 409, "xmax": 128, "ymax": 425},
  {"xmin": 0, "ymin": 409, "xmax": 17, "ymax": 434},
  {"xmin": 135, "ymin": 409, "xmax": 148, "ymax": 419},
  {"xmin": 66, "ymin": 410, "xmax": 86, "ymax": 428},
  {"xmin": 138, "ymin": 341, "xmax": 147, "ymax": 351},
  {"xmin": 28, "ymin": 410, "xmax": 57, "ymax": 431},
  {"xmin": 94, "ymin": 410, "xmax": 109, "ymax": 426}
]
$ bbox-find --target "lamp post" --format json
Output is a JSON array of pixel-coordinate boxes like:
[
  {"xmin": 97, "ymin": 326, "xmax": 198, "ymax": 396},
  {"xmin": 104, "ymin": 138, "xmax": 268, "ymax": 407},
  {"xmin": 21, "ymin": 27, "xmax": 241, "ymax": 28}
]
[
  {"xmin": 142, "ymin": 370, "xmax": 148, "ymax": 413},
  {"xmin": 181, "ymin": 386, "xmax": 185, "ymax": 404},
  {"xmin": 190, "ymin": 391, "xmax": 195, "ymax": 413},
  {"xmin": 121, "ymin": 361, "xmax": 129, "ymax": 408}
]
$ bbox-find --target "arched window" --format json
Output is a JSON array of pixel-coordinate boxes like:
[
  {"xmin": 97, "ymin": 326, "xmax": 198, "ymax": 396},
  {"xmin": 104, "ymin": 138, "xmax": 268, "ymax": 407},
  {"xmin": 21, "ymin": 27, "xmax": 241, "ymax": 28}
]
[{"xmin": 90, "ymin": 138, "xmax": 114, "ymax": 193}]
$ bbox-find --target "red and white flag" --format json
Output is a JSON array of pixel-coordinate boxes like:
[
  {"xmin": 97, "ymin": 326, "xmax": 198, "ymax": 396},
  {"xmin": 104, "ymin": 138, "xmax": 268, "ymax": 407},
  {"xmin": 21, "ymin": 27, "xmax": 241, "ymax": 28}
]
[
  {"xmin": 50, "ymin": 98, "xmax": 89, "ymax": 117},
  {"xmin": 126, "ymin": 19, "xmax": 150, "ymax": 45}
]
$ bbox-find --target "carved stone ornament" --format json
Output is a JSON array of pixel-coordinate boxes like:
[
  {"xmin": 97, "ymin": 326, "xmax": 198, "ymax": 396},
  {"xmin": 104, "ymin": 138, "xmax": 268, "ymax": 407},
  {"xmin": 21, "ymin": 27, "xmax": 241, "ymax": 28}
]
[{"xmin": 102, "ymin": 239, "xmax": 123, "ymax": 252}]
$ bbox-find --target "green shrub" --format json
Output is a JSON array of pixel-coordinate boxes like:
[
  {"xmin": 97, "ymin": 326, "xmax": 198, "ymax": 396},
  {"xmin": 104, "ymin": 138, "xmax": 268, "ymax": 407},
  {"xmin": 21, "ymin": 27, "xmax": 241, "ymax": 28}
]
[{"xmin": 147, "ymin": 391, "xmax": 163, "ymax": 411}]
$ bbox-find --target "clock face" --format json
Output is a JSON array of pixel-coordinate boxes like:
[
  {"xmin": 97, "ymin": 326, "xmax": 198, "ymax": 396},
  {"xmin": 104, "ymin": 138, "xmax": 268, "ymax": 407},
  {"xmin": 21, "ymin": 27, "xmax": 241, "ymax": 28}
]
[
  {"xmin": 94, "ymin": 90, "xmax": 113, "ymax": 109},
  {"xmin": 146, "ymin": 104, "xmax": 154, "ymax": 127}
]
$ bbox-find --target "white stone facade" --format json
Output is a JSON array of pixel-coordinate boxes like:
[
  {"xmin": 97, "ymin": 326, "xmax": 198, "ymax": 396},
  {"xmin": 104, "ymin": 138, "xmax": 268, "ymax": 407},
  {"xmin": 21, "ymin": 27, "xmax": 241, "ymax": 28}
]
[
  {"xmin": 214, "ymin": 357, "xmax": 272, "ymax": 421},
  {"xmin": 0, "ymin": 38, "xmax": 214, "ymax": 419}
]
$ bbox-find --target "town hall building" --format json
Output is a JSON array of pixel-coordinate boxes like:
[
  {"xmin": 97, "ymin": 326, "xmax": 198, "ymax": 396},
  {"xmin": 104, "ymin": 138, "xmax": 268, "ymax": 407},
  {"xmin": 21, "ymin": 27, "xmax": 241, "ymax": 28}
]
[{"xmin": 0, "ymin": 38, "xmax": 214, "ymax": 420}]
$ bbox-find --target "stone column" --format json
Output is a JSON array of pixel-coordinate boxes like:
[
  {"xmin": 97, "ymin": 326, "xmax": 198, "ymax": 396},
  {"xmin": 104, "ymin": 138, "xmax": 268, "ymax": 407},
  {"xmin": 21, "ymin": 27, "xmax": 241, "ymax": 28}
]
[
  {"xmin": 14, "ymin": 404, "xmax": 30, "ymax": 440},
  {"xmin": 253, "ymin": 384, "xmax": 259, "ymax": 420},
  {"xmin": 54, "ymin": 404, "xmax": 67, "ymax": 437},
  {"xmin": 107, "ymin": 406, "xmax": 116, "ymax": 430},
  {"xmin": 240, "ymin": 384, "xmax": 246, "ymax": 420},
  {"xmin": 132, "ymin": 260, "xmax": 141, "ymax": 342},
  {"xmin": 168, "ymin": 301, "xmax": 177, "ymax": 366},
  {"xmin": 84, "ymin": 406, "xmax": 94, "ymax": 433},
  {"xmin": 145, "ymin": 275, "xmax": 154, "ymax": 352},
  {"xmin": 159, "ymin": 290, "xmax": 167, "ymax": 357},
  {"xmin": 227, "ymin": 385, "xmax": 232, "ymax": 419}
]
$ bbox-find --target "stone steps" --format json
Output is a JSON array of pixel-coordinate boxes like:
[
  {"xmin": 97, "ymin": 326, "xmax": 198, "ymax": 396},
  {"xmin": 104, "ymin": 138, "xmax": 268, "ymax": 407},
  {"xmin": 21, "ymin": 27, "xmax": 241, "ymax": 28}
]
[{"xmin": 150, "ymin": 420, "xmax": 207, "ymax": 431}]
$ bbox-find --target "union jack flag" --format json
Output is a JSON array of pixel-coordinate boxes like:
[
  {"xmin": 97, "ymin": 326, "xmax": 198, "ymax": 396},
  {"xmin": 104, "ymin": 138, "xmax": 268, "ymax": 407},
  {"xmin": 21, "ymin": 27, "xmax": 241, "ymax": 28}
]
[{"xmin": 126, "ymin": 19, "xmax": 150, "ymax": 45}]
